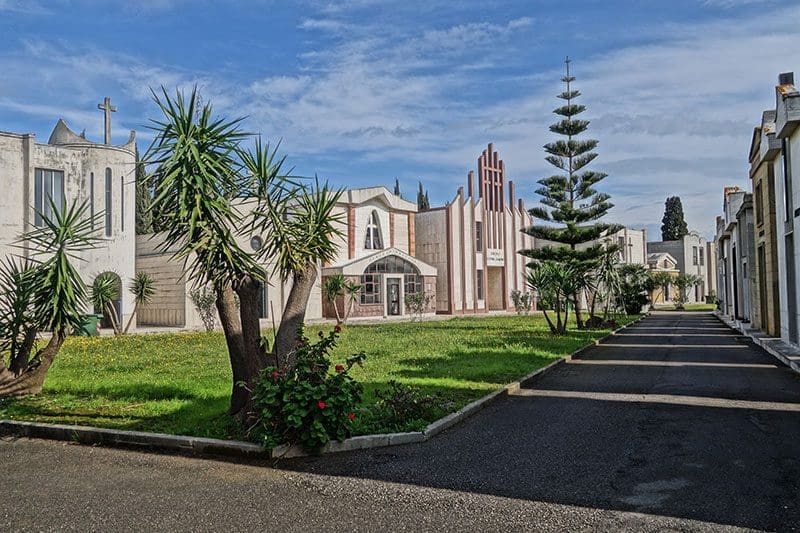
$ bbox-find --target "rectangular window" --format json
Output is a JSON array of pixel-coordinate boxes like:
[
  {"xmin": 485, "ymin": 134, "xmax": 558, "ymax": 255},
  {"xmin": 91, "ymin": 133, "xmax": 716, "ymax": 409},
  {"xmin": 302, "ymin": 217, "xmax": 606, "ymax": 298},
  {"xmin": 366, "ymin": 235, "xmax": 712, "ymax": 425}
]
[
  {"xmin": 475, "ymin": 221, "xmax": 483, "ymax": 251},
  {"xmin": 476, "ymin": 269, "xmax": 484, "ymax": 300},
  {"xmin": 105, "ymin": 168, "xmax": 112, "ymax": 237},
  {"xmin": 699, "ymin": 247, "xmax": 704, "ymax": 266},
  {"xmin": 783, "ymin": 139, "xmax": 792, "ymax": 222},
  {"xmin": 120, "ymin": 175, "xmax": 125, "ymax": 232},
  {"xmin": 404, "ymin": 274, "xmax": 422, "ymax": 295},
  {"xmin": 360, "ymin": 274, "xmax": 382, "ymax": 304},
  {"xmin": 89, "ymin": 172, "xmax": 95, "ymax": 228},
  {"xmin": 755, "ymin": 183, "xmax": 763, "ymax": 226},
  {"xmin": 618, "ymin": 236, "xmax": 626, "ymax": 261},
  {"xmin": 692, "ymin": 246, "xmax": 698, "ymax": 266},
  {"xmin": 34, "ymin": 168, "xmax": 65, "ymax": 227}
]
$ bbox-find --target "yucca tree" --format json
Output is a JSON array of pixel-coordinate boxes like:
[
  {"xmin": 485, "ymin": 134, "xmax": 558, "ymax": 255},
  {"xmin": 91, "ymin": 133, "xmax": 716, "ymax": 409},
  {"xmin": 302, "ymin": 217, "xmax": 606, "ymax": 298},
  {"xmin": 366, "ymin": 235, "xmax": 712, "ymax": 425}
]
[
  {"xmin": 323, "ymin": 274, "xmax": 346, "ymax": 324},
  {"xmin": 0, "ymin": 258, "xmax": 40, "ymax": 376},
  {"xmin": 521, "ymin": 58, "xmax": 621, "ymax": 328},
  {"xmin": 526, "ymin": 262, "xmax": 580, "ymax": 335},
  {"xmin": 91, "ymin": 271, "xmax": 122, "ymax": 335},
  {"xmin": 145, "ymin": 86, "xmax": 269, "ymax": 417},
  {"xmin": 123, "ymin": 272, "xmax": 156, "ymax": 333},
  {"xmin": 255, "ymin": 178, "xmax": 343, "ymax": 369},
  {"xmin": 0, "ymin": 200, "xmax": 101, "ymax": 396},
  {"xmin": 674, "ymin": 273, "xmax": 701, "ymax": 309},
  {"xmin": 322, "ymin": 274, "xmax": 363, "ymax": 325}
]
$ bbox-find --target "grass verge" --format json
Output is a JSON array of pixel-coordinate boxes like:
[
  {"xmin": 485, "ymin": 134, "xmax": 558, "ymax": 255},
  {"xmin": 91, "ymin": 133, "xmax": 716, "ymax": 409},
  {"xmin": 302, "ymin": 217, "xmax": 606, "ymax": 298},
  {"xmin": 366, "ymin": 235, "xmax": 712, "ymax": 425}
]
[{"xmin": 0, "ymin": 314, "xmax": 637, "ymax": 440}]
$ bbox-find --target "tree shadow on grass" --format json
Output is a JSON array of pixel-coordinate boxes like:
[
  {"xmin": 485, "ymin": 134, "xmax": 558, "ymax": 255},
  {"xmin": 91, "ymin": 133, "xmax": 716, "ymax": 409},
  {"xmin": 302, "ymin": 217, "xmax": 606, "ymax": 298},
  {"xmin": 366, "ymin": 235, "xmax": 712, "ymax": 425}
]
[
  {"xmin": 0, "ymin": 384, "xmax": 236, "ymax": 439},
  {"xmin": 394, "ymin": 350, "xmax": 556, "ymax": 385}
]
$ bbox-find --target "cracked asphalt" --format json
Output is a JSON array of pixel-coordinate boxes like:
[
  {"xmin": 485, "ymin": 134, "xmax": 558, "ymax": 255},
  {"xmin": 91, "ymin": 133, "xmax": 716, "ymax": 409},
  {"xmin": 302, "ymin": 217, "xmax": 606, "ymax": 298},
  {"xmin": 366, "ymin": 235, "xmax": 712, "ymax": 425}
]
[{"xmin": 2, "ymin": 312, "xmax": 800, "ymax": 532}]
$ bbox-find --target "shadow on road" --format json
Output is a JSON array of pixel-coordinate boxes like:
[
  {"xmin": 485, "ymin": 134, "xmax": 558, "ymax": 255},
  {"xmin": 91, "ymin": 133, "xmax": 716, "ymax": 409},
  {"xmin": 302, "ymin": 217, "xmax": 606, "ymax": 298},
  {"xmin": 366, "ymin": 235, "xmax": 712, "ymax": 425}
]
[{"xmin": 280, "ymin": 312, "xmax": 800, "ymax": 531}]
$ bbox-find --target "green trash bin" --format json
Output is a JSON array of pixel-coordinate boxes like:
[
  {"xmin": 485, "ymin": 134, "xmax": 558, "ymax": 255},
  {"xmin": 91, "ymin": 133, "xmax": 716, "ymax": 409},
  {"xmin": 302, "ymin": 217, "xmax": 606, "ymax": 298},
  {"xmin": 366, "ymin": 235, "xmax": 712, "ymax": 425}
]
[{"xmin": 76, "ymin": 314, "xmax": 102, "ymax": 337}]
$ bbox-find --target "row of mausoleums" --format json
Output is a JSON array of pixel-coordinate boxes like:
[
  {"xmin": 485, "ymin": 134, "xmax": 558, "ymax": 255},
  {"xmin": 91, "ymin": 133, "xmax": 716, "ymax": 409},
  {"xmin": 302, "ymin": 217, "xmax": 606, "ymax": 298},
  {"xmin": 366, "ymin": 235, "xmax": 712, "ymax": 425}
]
[
  {"xmin": 715, "ymin": 72, "xmax": 800, "ymax": 347},
  {"xmin": 3, "ymin": 102, "xmax": 702, "ymax": 330},
  {"xmin": 138, "ymin": 144, "xmax": 537, "ymax": 327}
]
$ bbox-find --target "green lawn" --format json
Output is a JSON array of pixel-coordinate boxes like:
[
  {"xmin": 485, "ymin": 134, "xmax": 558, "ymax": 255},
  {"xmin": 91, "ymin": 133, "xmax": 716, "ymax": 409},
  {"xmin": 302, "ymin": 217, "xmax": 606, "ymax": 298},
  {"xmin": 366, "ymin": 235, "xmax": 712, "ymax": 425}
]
[{"xmin": 0, "ymin": 314, "xmax": 636, "ymax": 440}]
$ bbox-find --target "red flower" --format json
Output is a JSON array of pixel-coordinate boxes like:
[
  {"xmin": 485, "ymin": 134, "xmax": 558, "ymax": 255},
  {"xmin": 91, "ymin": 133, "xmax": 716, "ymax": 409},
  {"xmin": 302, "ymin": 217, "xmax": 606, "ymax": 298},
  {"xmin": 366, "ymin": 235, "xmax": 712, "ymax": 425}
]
[
  {"xmin": 347, "ymin": 412, "xmax": 356, "ymax": 420},
  {"xmin": 271, "ymin": 371, "xmax": 280, "ymax": 379},
  {"xmin": 317, "ymin": 400, "xmax": 326, "ymax": 409},
  {"xmin": 335, "ymin": 364, "xmax": 345, "ymax": 373},
  {"xmin": 334, "ymin": 325, "xmax": 342, "ymax": 333}
]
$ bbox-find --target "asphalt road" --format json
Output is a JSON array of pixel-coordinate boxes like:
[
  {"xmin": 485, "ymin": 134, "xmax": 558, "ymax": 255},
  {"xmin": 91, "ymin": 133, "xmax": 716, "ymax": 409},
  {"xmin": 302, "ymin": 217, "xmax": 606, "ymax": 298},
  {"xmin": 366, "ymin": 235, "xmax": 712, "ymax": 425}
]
[{"xmin": 3, "ymin": 312, "xmax": 800, "ymax": 532}]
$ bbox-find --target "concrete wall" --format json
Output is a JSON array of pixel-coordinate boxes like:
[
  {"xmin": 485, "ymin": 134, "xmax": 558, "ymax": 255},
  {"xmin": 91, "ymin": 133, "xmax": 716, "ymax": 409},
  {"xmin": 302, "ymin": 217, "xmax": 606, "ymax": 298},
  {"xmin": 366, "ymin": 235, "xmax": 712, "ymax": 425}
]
[
  {"xmin": 0, "ymin": 130, "xmax": 136, "ymax": 328},
  {"xmin": 415, "ymin": 209, "xmax": 449, "ymax": 313}
]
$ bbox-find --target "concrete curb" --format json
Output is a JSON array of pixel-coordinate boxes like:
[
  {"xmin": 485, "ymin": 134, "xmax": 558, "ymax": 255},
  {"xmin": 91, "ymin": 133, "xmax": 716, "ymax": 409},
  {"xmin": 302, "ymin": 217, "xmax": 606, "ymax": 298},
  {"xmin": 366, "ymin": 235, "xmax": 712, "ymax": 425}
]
[
  {"xmin": 0, "ymin": 314, "xmax": 650, "ymax": 461},
  {"xmin": 713, "ymin": 311, "xmax": 800, "ymax": 375},
  {"xmin": 0, "ymin": 420, "xmax": 268, "ymax": 459}
]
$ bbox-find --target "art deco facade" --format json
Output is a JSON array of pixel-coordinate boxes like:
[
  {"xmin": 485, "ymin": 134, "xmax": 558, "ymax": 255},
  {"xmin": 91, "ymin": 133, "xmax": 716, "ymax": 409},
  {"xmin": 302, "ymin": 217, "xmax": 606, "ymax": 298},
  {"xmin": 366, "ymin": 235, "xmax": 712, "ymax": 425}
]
[{"xmin": 415, "ymin": 144, "xmax": 535, "ymax": 314}]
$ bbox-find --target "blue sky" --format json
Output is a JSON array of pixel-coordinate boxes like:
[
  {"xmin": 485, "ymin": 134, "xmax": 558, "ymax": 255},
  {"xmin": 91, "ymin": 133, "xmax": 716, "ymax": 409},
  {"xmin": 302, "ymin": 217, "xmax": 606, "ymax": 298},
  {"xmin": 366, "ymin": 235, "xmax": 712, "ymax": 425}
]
[{"xmin": 1, "ymin": 0, "xmax": 798, "ymax": 239}]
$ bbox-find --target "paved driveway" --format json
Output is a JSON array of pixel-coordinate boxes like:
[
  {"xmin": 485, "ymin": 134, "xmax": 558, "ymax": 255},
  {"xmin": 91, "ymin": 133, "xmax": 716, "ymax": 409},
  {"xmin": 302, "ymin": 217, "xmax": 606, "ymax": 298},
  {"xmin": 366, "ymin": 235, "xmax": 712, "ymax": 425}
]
[
  {"xmin": 286, "ymin": 312, "xmax": 800, "ymax": 531},
  {"xmin": 2, "ymin": 312, "xmax": 799, "ymax": 531}
]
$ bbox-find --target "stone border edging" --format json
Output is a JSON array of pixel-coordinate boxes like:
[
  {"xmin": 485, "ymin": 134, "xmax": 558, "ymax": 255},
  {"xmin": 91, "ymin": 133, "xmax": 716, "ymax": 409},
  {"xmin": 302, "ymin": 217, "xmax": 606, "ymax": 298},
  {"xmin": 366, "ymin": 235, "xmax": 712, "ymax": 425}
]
[
  {"xmin": 713, "ymin": 311, "xmax": 800, "ymax": 375},
  {"xmin": 0, "ymin": 420, "xmax": 268, "ymax": 459},
  {"xmin": 1, "ymin": 314, "xmax": 648, "ymax": 461}
]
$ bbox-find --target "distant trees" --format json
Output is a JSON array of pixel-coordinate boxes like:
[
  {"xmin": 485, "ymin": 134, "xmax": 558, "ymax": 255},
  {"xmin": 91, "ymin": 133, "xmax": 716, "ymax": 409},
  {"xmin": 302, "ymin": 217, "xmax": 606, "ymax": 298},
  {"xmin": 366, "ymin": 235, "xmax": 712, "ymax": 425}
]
[
  {"xmin": 521, "ymin": 58, "xmax": 621, "ymax": 330},
  {"xmin": 417, "ymin": 182, "xmax": 430, "ymax": 210},
  {"xmin": 134, "ymin": 145, "xmax": 153, "ymax": 235},
  {"xmin": 393, "ymin": 178, "xmax": 401, "ymax": 196},
  {"xmin": 660, "ymin": 196, "xmax": 689, "ymax": 241}
]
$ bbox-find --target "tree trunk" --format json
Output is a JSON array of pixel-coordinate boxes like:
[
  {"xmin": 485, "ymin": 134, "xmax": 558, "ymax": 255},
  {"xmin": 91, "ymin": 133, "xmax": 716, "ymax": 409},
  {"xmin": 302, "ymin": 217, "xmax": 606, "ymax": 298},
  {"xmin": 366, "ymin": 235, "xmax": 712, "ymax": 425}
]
[
  {"xmin": 105, "ymin": 301, "xmax": 122, "ymax": 335},
  {"xmin": 573, "ymin": 290, "xmax": 585, "ymax": 329},
  {"xmin": 214, "ymin": 283, "xmax": 249, "ymax": 417},
  {"xmin": 9, "ymin": 328, "xmax": 38, "ymax": 376},
  {"xmin": 274, "ymin": 262, "xmax": 318, "ymax": 370},
  {"xmin": 123, "ymin": 302, "xmax": 139, "ymax": 334},
  {"xmin": 233, "ymin": 276, "xmax": 270, "ymax": 422},
  {"xmin": 0, "ymin": 333, "xmax": 65, "ymax": 397},
  {"xmin": 541, "ymin": 308, "xmax": 557, "ymax": 334}
]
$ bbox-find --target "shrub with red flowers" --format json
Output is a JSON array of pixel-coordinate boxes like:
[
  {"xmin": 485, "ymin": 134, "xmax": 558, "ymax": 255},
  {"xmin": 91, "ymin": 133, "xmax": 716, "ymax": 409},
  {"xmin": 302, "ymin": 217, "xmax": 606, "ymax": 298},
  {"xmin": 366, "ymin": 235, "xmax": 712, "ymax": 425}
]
[{"xmin": 250, "ymin": 327, "xmax": 365, "ymax": 451}]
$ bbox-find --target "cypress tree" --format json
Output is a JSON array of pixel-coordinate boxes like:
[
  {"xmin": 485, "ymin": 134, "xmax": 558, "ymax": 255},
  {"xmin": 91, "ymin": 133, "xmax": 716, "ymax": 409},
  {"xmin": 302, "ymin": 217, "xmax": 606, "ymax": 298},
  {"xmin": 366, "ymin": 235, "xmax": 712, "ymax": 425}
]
[
  {"xmin": 660, "ymin": 196, "xmax": 689, "ymax": 241},
  {"xmin": 521, "ymin": 57, "xmax": 621, "ymax": 327},
  {"xmin": 417, "ymin": 181, "xmax": 430, "ymax": 210},
  {"xmin": 134, "ymin": 145, "xmax": 154, "ymax": 234},
  {"xmin": 393, "ymin": 178, "xmax": 401, "ymax": 196}
]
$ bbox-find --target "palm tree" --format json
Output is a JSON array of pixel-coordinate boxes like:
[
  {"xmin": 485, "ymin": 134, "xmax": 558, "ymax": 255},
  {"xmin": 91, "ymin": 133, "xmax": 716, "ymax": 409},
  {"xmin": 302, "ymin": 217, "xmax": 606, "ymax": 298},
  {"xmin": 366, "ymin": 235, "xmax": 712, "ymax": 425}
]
[
  {"xmin": 123, "ymin": 272, "xmax": 156, "ymax": 333},
  {"xmin": 91, "ymin": 272, "xmax": 122, "ymax": 335},
  {"xmin": 526, "ymin": 262, "xmax": 579, "ymax": 335},
  {"xmin": 323, "ymin": 274, "xmax": 362, "ymax": 324},
  {"xmin": 342, "ymin": 279, "xmax": 362, "ymax": 323},
  {"xmin": 323, "ymin": 274, "xmax": 346, "ymax": 324},
  {"xmin": 674, "ymin": 273, "xmax": 701, "ymax": 310},
  {"xmin": 0, "ymin": 199, "xmax": 101, "ymax": 396}
]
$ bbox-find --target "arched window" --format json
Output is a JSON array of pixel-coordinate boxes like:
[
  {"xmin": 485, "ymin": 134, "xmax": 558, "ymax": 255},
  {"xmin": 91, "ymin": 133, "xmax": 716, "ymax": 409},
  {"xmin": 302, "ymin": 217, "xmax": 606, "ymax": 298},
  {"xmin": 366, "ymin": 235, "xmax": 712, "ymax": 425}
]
[
  {"xmin": 361, "ymin": 255, "xmax": 422, "ymax": 305},
  {"xmin": 364, "ymin": 210, "xmax": 383, "ymax": 250},
  {"xmin": 104, "ymin": 168, "xmax": 112, "ymax": 237}
]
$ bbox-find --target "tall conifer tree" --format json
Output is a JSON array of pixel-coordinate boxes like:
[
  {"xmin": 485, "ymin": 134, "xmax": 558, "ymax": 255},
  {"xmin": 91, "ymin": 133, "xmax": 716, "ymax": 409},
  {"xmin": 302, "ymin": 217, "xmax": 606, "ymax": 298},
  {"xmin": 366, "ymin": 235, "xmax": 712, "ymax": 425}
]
[
  {"xmin": 660, "ymin": 196, "xmax": 689, "ymax": 241},
  {"xmin": 134, "ymin": 145, "xmax": 154, "ymax": 234},
  {"xmin": 521, "ymin": 58, "xmax": 621, "ymax": 327}
]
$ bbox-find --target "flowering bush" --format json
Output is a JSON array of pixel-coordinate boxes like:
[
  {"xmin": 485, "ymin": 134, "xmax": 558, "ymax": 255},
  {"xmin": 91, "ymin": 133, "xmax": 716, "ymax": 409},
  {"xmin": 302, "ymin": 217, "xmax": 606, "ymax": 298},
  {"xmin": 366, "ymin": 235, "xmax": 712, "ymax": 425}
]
[{"xmin": 250, "ymin": 327, "xmax": 365, "ymax": 451}]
